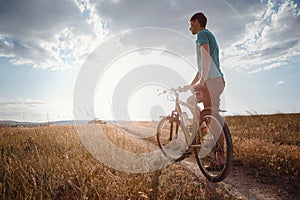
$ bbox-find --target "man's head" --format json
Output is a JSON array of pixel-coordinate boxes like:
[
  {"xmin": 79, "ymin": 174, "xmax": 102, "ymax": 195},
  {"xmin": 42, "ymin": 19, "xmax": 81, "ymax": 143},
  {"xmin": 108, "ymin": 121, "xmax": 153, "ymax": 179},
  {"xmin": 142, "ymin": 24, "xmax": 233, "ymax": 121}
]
[{"xmin": 189, "ymin": 12, "xmax": 207, "ymax": 35}]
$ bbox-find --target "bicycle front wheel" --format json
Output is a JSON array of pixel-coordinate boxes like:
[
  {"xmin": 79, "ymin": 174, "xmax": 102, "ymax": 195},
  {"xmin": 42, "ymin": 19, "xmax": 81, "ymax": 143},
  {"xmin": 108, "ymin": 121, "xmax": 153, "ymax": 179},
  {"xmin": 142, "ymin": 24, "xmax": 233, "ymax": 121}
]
[
  {"xmin": 157, "ymin": 117, "xmax": 186, "ymax": 160},
  {"xmin": 194, "ymin": 112, "xmax": 233, "ymax": 182}
]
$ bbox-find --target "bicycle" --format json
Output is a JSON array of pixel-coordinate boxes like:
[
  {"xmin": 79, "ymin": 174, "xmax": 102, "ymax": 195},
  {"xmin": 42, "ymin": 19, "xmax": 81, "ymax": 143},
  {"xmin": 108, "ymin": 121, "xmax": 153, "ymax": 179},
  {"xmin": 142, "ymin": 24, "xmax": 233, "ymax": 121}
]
[{"xmin": 156, "ymin": 86, "xmax": 233, "ymax": 182}]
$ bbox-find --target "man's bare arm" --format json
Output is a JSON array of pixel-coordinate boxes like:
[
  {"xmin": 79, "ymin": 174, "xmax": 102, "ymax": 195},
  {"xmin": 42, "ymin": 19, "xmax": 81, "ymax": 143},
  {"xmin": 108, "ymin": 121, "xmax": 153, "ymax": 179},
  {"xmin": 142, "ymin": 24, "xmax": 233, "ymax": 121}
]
[
  {"xmin": 200, "ymin": 43, "xmax": 210, "ymax": 85},
  {"xmin": 191, "ymin": 73, "xmax": 200, "ymax": 86}
]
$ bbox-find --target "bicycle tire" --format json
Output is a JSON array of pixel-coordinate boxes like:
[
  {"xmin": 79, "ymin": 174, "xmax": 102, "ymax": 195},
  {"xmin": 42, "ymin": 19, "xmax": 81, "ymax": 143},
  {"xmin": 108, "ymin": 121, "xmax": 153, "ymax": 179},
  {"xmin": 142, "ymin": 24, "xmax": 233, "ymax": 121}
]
[
  {"xmin": 157, "ymin": 117, "xmax": 186, "ymax": 160},
  {"xmin": 194, "ymin": 109, "xmax": 233, "ymax": 182}
]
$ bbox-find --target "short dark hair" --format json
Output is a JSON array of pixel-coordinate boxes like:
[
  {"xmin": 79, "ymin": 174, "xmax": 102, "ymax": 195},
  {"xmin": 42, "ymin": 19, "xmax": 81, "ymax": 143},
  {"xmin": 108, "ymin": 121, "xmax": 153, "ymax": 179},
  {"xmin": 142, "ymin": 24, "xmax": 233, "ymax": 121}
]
[{"xmin": 190, "ymin": 12, "xmax": 207, "ymax": 28}]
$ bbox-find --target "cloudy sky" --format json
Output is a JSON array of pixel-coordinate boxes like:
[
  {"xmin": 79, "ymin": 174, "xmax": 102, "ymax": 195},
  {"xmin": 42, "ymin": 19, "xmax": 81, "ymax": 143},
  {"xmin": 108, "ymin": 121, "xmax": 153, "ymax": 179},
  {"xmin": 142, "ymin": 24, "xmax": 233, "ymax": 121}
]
[{"xmin": 0, "ymin": 0, "xmax": 299, "ymax": 122}]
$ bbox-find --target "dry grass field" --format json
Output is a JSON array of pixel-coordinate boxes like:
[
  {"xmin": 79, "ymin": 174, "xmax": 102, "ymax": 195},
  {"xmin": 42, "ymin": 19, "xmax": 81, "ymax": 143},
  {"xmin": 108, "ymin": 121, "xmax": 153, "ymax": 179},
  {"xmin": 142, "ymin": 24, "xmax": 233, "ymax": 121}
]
[
  {"xmin": 0, "ymin": 125, "xmax": 233, "ymax": 199},
  {"xmin": 0, "ymin": 113, "xmax": 299, "ymax": 199},
  {"xmin": 226, "ymin": 113, "xmax": 300, "ymax": 188}
]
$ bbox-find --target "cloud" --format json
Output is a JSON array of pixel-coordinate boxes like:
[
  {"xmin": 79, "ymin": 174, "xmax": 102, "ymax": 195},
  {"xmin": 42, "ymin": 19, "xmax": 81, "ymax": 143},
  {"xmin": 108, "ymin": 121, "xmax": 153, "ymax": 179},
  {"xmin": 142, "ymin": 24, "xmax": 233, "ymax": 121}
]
[
  {"xmin": 0, "ymin": 0, "xmax": 106, "ymax": 69},
  {"xmin": 264, "ymin": 61, "xmax": 288, "ymax": 71},
  {"xmin": 0, "ymin": 0, "xmax": 299, "ymax": 72},
  {"xmin": 248, "ymin": 67, "xmax": 262, "ymax": 74},
  {"xmin": 0, "ymin": 98, "xmax": 46, "ymax": 121},
  {"xmin": 94, "ymin": 0, "xmax": 253, "ymax": 46},
  {"xmin": 222, "ymin": 0, "xmax": 300, "ymax": 73},
  {"xmin": 0, "ymin": 0, "xmax": 251, "ymax": 70},
  {"xmin": 248, "ymin": 61, "xmax": 288, "ymax": 74},
  {"xmin": 0, "ymin": 98, "xmax": 72, "ymax": 121},
  {"xmin": 0, "ymin": 99, "xmax": 45, "ymax": 107},
  {"xmin": 274, "ymin": 80, "xmax": 285, "ymax": 87}
]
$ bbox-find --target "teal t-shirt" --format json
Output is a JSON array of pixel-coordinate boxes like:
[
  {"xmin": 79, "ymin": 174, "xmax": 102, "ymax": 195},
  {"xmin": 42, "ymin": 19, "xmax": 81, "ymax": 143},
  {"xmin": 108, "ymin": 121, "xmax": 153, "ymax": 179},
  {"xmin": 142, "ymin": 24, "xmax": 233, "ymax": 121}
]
[{"xmin": 196, "ymin": 29, "xmax": 223, "ymax": 80}]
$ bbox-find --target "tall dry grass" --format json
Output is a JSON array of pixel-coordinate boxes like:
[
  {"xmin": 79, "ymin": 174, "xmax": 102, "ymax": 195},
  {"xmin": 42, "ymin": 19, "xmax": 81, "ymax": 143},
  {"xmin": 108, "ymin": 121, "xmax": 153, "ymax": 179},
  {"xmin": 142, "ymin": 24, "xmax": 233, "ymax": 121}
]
[
  {"xmin": 0, "ymin": 125, "xmax": 236, "ymax": 199},
  {"xmin": 226, "ymin": 113, "xmax": 300, "ymax": 187},
  {"xmin": 1, "ymin": 113, "xmax": 299, "ymax": 199}
]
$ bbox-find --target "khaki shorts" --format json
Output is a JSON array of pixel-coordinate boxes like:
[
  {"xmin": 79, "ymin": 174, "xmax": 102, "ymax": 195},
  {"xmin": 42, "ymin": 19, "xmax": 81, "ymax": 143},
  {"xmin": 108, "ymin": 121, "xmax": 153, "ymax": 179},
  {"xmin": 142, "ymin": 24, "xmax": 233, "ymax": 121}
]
[{"xmin": 188, "ymin": 77, "xmax": 225, "ymax": 109}]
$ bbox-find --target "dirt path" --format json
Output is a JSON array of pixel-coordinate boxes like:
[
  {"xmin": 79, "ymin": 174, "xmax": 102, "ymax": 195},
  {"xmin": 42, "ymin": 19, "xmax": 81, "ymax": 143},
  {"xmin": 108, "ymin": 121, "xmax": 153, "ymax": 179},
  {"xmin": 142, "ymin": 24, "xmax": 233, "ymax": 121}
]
[{"xmin": 178, "ymin": 157, "xmax": 299, "ymax": 200}]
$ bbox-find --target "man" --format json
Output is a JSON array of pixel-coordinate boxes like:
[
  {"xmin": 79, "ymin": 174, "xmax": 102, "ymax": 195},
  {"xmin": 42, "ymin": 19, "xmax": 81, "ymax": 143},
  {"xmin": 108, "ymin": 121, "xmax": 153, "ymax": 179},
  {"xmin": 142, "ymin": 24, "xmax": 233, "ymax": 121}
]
[
  {"xmin": 188, "ymin": 12, "xmax": 225, "ymax": 110},
  {"xmin": 188, "ymin": 12, "xmax": 225, "ymax": 170}
]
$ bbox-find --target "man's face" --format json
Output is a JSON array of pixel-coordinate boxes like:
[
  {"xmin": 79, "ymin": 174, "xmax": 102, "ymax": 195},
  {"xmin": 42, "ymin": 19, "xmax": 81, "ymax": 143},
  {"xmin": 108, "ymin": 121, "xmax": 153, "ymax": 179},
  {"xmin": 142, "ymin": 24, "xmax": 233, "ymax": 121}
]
[{"xmin": 189, "ymin": 20, "xmax": 199, "ymax": 35}]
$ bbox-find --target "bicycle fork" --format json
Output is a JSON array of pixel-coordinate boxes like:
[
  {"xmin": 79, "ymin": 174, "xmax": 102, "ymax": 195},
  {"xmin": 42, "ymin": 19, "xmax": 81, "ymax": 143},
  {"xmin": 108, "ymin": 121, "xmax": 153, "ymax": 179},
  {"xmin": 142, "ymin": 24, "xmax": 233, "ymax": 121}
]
[{"xmin": 166, "ymin": 110, "xmax": 180, "ymax": 141}]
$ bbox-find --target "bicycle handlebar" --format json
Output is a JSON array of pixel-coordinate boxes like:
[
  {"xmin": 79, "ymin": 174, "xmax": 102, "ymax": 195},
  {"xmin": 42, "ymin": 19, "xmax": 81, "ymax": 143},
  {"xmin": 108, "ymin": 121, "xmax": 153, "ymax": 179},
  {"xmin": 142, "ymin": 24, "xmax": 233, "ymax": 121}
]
[{"xmin": 158, "ymin": 85, "xmax": 192, "ymax": 96}]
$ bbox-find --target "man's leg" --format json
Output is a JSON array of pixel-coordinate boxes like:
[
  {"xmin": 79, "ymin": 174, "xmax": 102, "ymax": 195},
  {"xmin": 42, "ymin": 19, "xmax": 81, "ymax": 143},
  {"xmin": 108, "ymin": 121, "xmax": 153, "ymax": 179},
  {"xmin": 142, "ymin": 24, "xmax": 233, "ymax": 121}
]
[
  {"xmin": 205, "ymin": 77, "xmax": 226, "ymax": 168},
  {"xmin": 205, "ymin": 77, "xmax": 225, "ymax": 109}
]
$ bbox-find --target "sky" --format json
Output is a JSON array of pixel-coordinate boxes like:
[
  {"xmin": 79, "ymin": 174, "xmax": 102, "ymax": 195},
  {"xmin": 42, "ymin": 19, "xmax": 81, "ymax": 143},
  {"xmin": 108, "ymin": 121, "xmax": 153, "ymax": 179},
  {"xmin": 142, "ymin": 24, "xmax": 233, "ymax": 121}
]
[{"xmin": 0, "ymin": 0, "xmax": 300, "ymax": 122}]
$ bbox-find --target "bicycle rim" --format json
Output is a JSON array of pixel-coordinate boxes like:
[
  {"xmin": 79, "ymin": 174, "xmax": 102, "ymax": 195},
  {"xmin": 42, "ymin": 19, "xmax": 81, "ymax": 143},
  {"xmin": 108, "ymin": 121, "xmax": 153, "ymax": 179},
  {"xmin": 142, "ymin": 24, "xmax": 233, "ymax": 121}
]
[{"xmin": 157, "ymin": 117, "xmax": 186, "ymax": 160}]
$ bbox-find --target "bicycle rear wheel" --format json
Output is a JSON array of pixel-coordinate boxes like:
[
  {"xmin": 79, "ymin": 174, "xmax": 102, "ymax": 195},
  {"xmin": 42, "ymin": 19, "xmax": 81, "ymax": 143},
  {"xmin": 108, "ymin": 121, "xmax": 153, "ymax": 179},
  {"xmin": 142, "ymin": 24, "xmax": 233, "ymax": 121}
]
[
  {"xmin": 194, "ymin": 111, "xmax": 233, "ymax": 182},
  {"xmin": 157, "ymin": 117, "xmax": 186, "ymax": 160}
]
